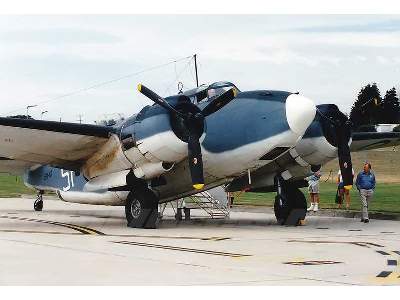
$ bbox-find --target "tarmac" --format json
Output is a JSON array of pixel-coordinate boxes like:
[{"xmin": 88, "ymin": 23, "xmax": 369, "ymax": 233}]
[{"xmin": 0, "ymin": 197, "xmax": 399, "ymax": 286}]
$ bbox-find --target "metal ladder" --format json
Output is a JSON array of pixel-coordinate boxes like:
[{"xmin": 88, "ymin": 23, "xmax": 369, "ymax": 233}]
[{"xmin": 187, "ymin": 190, "xmax": 230, "ymax": 219}]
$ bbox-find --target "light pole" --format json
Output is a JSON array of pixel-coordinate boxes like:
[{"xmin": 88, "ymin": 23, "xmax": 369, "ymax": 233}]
[
  {"xmin": 41, "ymin": 110, "xmax": 48, "ymax": 120},
  {"xmin": 26, "ymin": 105, "xmax": 37, "ymax": 118}
]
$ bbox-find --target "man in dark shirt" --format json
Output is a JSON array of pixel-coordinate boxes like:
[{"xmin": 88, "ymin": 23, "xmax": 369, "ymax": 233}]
[{"xmin": 355, "ymin": 162, "xmax": 376, "ymax": 223}]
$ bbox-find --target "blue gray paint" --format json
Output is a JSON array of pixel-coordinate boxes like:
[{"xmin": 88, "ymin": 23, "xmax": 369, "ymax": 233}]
[
  {"xmin": 24, "ymin": 165, "xmax": 88, "ymax": 192},
  {"xmin": 120, "ymin": 90, "xmax": 292, "ymax": 153}
]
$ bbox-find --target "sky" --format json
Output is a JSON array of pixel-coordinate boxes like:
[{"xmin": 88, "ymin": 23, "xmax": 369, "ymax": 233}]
[{"xmin": 1, "ymin": 15, "xmax": 400, "ymax": 123}]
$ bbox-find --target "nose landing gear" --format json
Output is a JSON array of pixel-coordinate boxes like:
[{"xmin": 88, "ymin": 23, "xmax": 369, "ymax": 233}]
[
  {"xmin": 34, "ymin": 190, "xmax": 44, "ymax": 211},
  {"xmin": 274, "ymin": 176, "xmax": 307, "ymax": 226}
]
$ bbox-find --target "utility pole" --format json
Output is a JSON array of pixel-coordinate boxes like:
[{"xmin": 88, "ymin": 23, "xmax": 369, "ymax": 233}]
[
  {"xmin": 26, "ymin": 105, "xmax": 37, "ymax": 118},
  {"xmin": 41, "ymin": 110, "xmax": 48, "ymax": 120},
  {"xmin": 77, "ymin": 114, "xmax": 83, "ymax": 124},
  {"xmin": 194, "ymin": 54, "xmax": 199, "ymax": 88}
]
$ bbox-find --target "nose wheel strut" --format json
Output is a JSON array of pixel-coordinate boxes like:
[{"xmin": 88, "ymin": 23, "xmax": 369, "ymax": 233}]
[
  {"xmin": 274, "ymin": 175, "xmax": 307, "ymax": 226},
  {"xmin": 34, "ymin": 190, "xmax": 44, "ymax": 211}
]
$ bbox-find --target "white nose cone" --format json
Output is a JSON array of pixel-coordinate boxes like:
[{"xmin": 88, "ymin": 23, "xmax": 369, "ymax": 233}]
[{"xmin": 286, "ymin": 94, "xmax": 316, "ymax": 135}]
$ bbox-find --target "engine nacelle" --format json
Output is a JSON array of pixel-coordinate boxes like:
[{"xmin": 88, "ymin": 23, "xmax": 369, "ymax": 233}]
[
  {"xmin": 133, "ymin": 161, "xmax": 175, "ymax": 179},
  {"xmin": 294, "ymin": 134, "xmax": 338, "ymax": 166},
  {"xmin": 57, "ymin": 190, "xmax": 128, "ymax": 206},
  {"xmin": 294, "ymin": 104, "xmax": 352, "ymax": 167},
  {"xmin": 121, "ymin": 112, "xmax": 187, "ymax": 165}
]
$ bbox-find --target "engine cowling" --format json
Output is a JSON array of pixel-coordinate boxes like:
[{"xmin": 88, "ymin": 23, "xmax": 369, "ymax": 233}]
[
  {"xmin": 293, "ymin": 104, "xmax": 351, "ymax": 166},
  {"xmin": 57, "ymin": 190, "xmax": 128, "ymax": 206}
]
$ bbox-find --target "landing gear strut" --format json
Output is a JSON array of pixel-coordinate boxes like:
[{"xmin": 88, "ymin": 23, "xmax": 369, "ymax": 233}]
[
  {"xmin": 125, "ymin": 188, "xmax": 159, "ymax": 229},
  {"xmin": 274, "ymin": 176, "xmax": 307, "ymax": 226},
  {"xmin": 34, "ymin": 190, "xmax": 44, "ymax": 211}
]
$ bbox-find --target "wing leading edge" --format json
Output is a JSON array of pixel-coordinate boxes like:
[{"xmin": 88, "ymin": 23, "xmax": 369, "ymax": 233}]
[{"xmin": 351, "ymin": 131, "xmax": 400, "ymax": 152}]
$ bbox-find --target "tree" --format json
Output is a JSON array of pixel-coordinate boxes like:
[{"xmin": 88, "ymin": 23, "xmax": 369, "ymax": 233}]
[
  {"xmin": 382, "ymin": 87, "xmax": 400, "ymax": 123},
  {"xmin": 349, "ymin": 83, "xmax": 383, "ymax": 129}
]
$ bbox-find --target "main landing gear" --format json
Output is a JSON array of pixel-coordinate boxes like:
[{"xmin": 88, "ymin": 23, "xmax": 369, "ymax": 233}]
[
  {"xmin": 273, "ymin": 176, "xmax": 307, "ymax": 226},
  {"xmin": 125, "ymin": 187, "xmax": 159, "ymax": 229},
  {"xmin": 34, "ymin": 190, "xmax": 44, "ymax": 211}
]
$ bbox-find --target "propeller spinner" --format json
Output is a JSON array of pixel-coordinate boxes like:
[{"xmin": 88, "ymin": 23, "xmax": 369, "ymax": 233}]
[{"xmin": 137, "ymin": 84, "xmax": 237, "ymax": 190}]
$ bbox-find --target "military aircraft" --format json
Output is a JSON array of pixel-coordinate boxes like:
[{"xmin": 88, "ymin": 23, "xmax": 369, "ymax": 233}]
[{"xmin": 1, "ymin": 81, "xmax": 399, "ymax": 228}]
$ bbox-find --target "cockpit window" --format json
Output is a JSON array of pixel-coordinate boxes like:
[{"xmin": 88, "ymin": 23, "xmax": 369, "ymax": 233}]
[{"xmin": 183, "ymin": 81, "xmax": 240, "ymax": 103}]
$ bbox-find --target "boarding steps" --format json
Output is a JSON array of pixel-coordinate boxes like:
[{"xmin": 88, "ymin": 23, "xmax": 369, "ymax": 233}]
[
  {"xmin": 159, "ymin": 186, "xmax": 230, "ymax": 220},
  {"xmin": 187, "ymin": 190, "xmax": 230, "ymax": 219}
]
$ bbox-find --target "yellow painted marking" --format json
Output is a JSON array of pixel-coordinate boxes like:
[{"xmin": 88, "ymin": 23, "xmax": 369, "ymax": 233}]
[
  {"xmin": 0, "ymin": 215, "xmax": 104, "ymax": 235},
  {"xmin": 373, "ymin": 271, "xmax": 400, "ymax": 284},
  {"xmin": 232, "ymin": 88, "xmax": 238, "ymax": 97},
  {"xmin": 137, "ymin": 83, "xmax": 142, "ymax": 92}
]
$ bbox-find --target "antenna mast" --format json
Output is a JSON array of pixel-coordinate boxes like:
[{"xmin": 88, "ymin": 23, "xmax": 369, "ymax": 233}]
[{"xmin": 194, "ymin": 54, "xmax": 199, "ymax": 87}]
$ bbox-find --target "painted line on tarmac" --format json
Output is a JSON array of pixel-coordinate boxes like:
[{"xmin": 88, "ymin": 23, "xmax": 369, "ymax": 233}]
[
  {"xmin": 112, "ymin": 240, "xmax": 251, "ymax": 258},
  {"xmin": 0, "ymin": 215, "xmax": 105, "ymax": 235},
  {"xmin": 377, "ymin": 271, "xmax": 392, "ymax": 278},
  {"xmin": 288, "ymin": 240, "xmax": 384, "ymax": 248},
  {"xmin": 107, "ymin": 234, "xmax": 231, "ymax": 241},
  {"xmin": 288, "ymin": 239, "xmax": 400, "ymax": 283},
  {"xmin": 0, "ymin": 215, "xmax": 231, "ymax": 241},
  {"xmin": 283, "ymin": 260, "xmax": 342, "ymax": 266},
  {"xmin": 0, "ymin": 229, "xmax": 81, "ymax": 235},
  {"xmin": 387, "ymin": 259, "xmax": 397, "ymax": 266},
  {"xmin": 288, "ymin": 240, "xmax": 400, "ymax": 284}
]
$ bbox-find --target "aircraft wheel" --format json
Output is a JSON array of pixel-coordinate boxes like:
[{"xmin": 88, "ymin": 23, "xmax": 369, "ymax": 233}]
[
  {"xmin": 34, "ymin": 198, "xmax": 43, "ymax": 211},
  {"xmin": 274, "ymin": 185, "xmax": 307, "ymax": 226},
  {"xmin": 125, "ymin": 188, "xmax": 159, "ymax": 229}
]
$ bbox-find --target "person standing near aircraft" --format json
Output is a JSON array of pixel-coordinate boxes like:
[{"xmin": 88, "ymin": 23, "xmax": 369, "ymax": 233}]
[
  {"xmin": 355, "ymin": 162, "xmax": 376, "ymax": 223},
  {"xmin": 337, "ymin": 167, "xmax": 354, "ymax": 209},
  {"xmin": 306, "ymin": 168, "xmax": 321, "ymax": 212}
]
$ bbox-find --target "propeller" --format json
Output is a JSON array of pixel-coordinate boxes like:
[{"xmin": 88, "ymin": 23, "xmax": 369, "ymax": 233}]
[
  {"xmin": 137, "ymin": 83, "xmax": 237, "ymax": 189},
  {"xmin": 335, "ymin": 119, "xmax": 353, "ymax": 190},
  {"xmin": 317, "ymin": 107, "xmax": 353, "ymax": 189}
]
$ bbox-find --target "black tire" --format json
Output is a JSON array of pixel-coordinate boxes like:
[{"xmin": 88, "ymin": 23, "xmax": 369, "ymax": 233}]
[
  {"xmin": 34, "ymin": 199, "xmax": 43, "ymax": 211},
  {"xmin": 274, "ymin": 195, "xmax": 288, "ymax": 225},
  {"xmin": 125, "ymin": 188, "xmax": 159, "ymax": 229},
  {"xmin": 274, "ymin": 184, "xmax": 307, "ymax": 226}
]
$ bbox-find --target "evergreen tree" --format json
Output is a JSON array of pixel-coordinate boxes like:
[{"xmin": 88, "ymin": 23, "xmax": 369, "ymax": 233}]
[
  {"xmin": 349, "ymin": 83, "xmax": 382, "ymax": 128},
  {"xmin": 382, "ymin": 87, "xmax": 400, "ymax": 123}
]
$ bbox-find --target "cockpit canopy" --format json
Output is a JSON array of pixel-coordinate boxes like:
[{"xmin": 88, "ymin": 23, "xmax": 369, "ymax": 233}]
[{"xmin": 183, "ymin": 81, "xmax": 240, "ymax": 103}]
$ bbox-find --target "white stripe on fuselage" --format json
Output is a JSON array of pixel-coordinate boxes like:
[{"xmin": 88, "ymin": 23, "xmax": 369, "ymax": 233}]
[
  {"xmin": 134, "ymin": 129, "xmax": 302, "ymax": 180},
  {"xmin": 201, "ymin": 129, "xmax": 301, "ymax": 178}
]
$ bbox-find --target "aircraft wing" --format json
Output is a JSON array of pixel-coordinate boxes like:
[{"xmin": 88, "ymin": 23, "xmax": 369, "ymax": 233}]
[
  {"xmin": 0, "ymin": 117, "xmax": 115, "ymax": 173},
  {"xmin": 351, "ymin": 131, "xmax": 400, "ymax": 152}
]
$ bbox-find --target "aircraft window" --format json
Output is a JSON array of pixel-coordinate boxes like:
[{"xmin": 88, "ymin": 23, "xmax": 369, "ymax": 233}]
[
  {"xmin": 183, "ymin": 82, "xmax": 240, "ymax": 103},
  {"xmin": 207, "ymin": 82, "xmax": 240, "ymax": 101}
]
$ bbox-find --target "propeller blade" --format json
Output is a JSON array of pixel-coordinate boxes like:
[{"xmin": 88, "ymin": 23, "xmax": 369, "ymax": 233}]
[
  {"xmin": 316, "ymin": 108, "xmax": 353, "ymax": 189},
  {"xmin": 201, "ymin": 88, "xmax": 237, "ymax": 117},
  {"xmin": 138, "ymin": 84, "xmax": 185, "ymax": 118},
  {"xmin": 187, "ymin": 133, "xmax": 204, "ymax": 190},
  {"xmin": 337, "ymin": 120, "xmax": 353, "ymax": 189}
]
